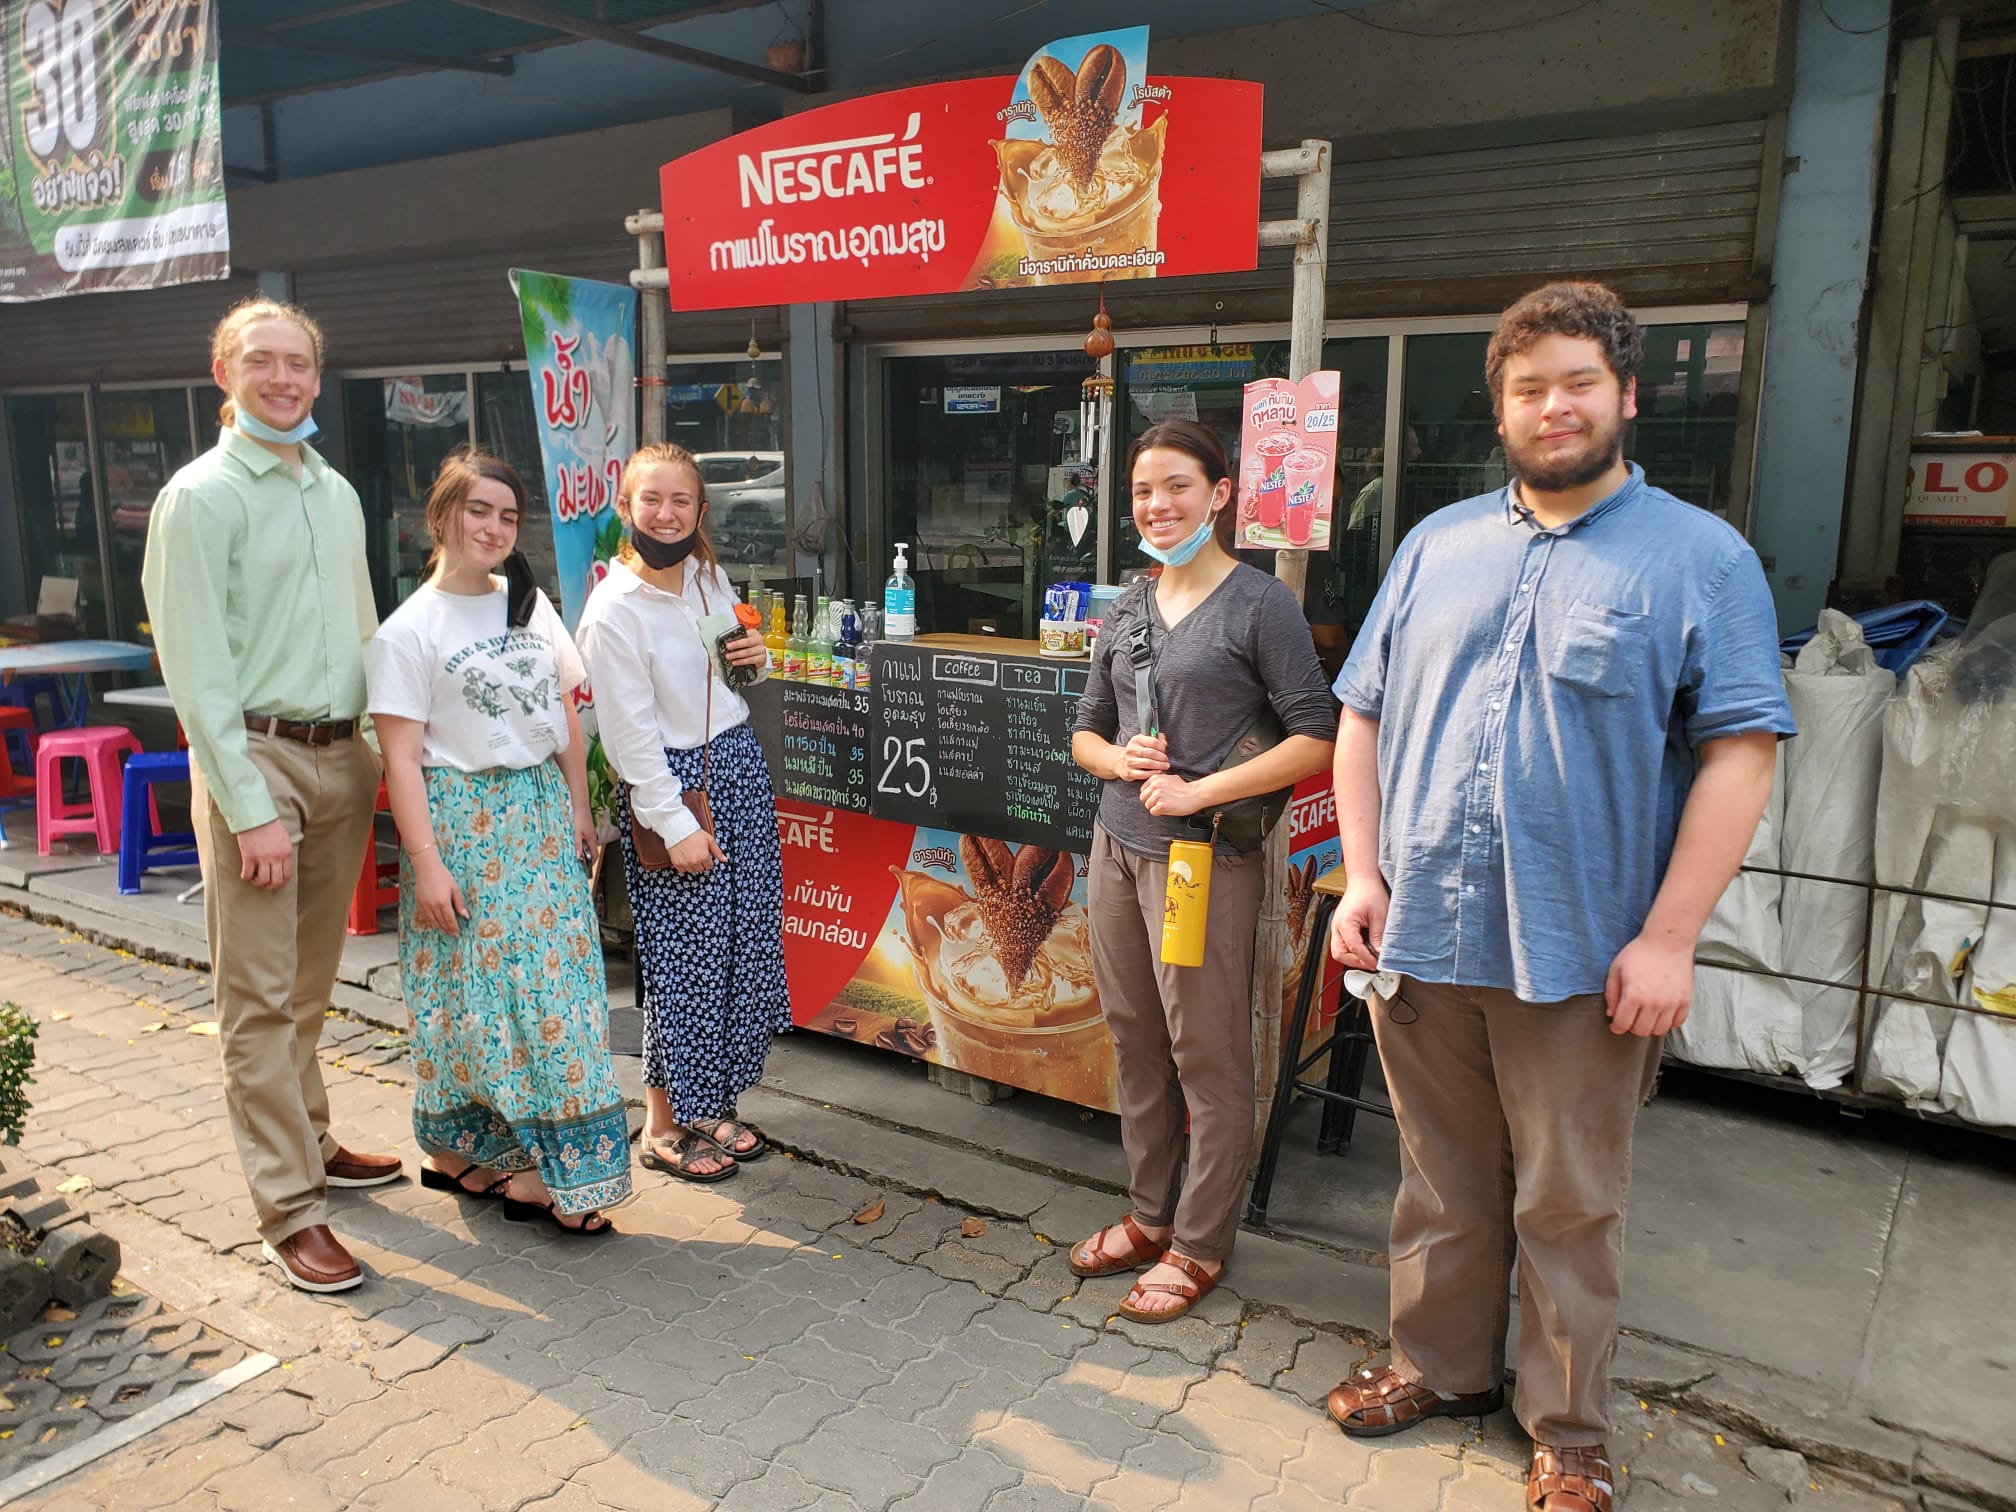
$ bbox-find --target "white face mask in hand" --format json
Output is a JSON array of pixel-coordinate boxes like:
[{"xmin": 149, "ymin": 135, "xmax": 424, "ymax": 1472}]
[{"xmin": 1344, "ymin": 969, "xmax": 1399, "ymax": 1002}]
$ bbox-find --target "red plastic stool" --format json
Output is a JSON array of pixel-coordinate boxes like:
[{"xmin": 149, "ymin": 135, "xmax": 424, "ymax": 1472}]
[
  {"xmin": 0, "ymin": 707, "xmax": 37, "ymax": 849},
  {"xmin": 35, "ymin": 726, "xmax": 141, "ymax": 855},
  {"xmin": 346, "ymin": 782, "xmax": 400, "ymax": 936}
]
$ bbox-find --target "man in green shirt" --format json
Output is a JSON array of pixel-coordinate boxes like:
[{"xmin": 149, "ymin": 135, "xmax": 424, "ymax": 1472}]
[{"xmin": 142, "ymin": 297, "xmax": 401, "ymax": 1294}]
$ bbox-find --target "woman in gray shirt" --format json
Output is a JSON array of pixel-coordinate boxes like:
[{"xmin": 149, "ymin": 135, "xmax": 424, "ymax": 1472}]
[{"xmin": 1069, "ymin": 419, "xmax": 1337, "ymax": 1322}]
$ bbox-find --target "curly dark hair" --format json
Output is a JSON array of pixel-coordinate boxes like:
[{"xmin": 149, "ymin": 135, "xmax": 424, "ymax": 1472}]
[{"xmin": 1484, "ymin": 282, "xmax": 1644, "ymax": 417}]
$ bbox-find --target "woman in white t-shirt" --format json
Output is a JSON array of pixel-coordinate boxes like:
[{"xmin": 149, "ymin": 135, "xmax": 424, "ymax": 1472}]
[
  {"xmin": 366, "ymin": 449, "xmax": 631, "ymax": 1235},
  {"xmin": 577, "ymin": 443, "xmax": 789, "ymax": 1184}
]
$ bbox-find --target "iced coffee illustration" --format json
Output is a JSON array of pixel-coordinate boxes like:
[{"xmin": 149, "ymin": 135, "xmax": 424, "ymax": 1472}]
[
  {"xmin": 890, "ymin": 838, "xmax": 1116, "ymax": 1108},
  {"xmin": 970, "ymin": 28, "xmax": 1165, "ymax": 289}
]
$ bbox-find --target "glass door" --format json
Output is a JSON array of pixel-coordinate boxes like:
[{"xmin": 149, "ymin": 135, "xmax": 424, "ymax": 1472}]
[
  {"xmin": 5, "ymin": 393, "xmax": 105, "ymax": 637},
  {"xmin": 343, "ymin": 374, "xmax": 472, "ymax": 612},
  {"xmin": 882, "ymin": 349, "xmax": 1095, "ymax": 640},
  {"xmin": 98, "ymin": 389, "xmax": 196, "ymax": 641}
]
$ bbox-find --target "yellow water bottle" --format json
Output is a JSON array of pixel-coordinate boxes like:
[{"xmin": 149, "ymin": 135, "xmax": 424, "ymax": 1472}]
[{"xmin": 1160, "ymin": 840, "xmax": 1214, "ymax": 967}]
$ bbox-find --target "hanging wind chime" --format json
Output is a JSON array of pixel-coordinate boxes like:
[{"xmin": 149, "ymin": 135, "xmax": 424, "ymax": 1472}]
[{"xmin": 1077, "ymin": 285, "xmax": 1115, "ymax": 523}]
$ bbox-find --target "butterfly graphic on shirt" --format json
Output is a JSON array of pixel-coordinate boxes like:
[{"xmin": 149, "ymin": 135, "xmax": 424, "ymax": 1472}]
[{"xmin": 504, "ymin": 677, "xmax": 552, "ymax": 715}]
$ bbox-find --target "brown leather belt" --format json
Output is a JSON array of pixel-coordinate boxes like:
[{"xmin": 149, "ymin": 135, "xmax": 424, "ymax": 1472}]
[{"xmin": 244, "ymin": 712, "xmax": 357, "ymax": 747}]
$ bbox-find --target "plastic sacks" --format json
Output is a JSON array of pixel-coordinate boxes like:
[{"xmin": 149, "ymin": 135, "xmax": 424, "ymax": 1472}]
[
  {"xmin": 1939, "ymin": 830, "xmax": 2016, "ymax": 1127},
  {"xmin": 1670, "ymin": 740, "xmax": 1803, "ymax": 1074},
  {"xmin": 1780, "ymin": 612, "xmax": 1895, "ymax": 1089}
]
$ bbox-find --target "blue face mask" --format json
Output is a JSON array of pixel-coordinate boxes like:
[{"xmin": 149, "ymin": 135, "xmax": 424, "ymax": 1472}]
[
  {"xmin": 234, "ymin": 409, "xmax": 319, "ymax": 446},
  {"xmin": 1137, "ymin": 515, "xmax": 1218, "ymax": 568}
]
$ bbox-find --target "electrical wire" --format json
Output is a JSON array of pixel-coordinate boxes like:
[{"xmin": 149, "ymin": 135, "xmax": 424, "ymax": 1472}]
[
  {"xmin": 1816, "ymin": 0, "xmax": 1934, "ymax": 36},
  {"xmin": 1304, "ymin": 0, "xmax": 1599, "ymax": 38}
]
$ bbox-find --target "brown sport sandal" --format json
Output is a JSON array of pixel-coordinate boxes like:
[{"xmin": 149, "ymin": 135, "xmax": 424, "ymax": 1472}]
[
  {"xmin": 1116, "ymin": 1251, "xmax": 1220, "ymax": 1323},
  {"xmin": 1529, "ymin": 1443, "xmax": 1614, "ymax": 1512},
  {"xmin": 1327, "ymin": 1364, "xmax": 1506, "ymax": 1438},
  {"xmin": 1068, "ymin": 1214, "xmax": 1168, "ymax": 1278}
]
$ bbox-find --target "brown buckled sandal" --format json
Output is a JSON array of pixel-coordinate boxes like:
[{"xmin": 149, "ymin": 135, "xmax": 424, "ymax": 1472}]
[
  {"xmin": 1068, "ymin": 1214, "xmax": 1168, "ymax": 1278},
  {"xmin": 1326, "ymin": 1365, "xmax": 1506, "ymax": 1438},
  {"xmin": 1116, "ymin": 1252, "xmax": 1220, "ymax": 1323},
  {"xmin": 1529, "ymin": 1443, "xmax": 1615, "ymax": 1512}
]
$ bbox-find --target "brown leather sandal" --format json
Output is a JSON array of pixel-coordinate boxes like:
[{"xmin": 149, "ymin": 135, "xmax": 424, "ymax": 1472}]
[
  {"xmin": 1116, "ymin": 1252, "xmax": 1220, "ymax": 1323},
  {"xmin": 1529, "ymin": 1443, "xmax": 1615, "ymax": 1512},
  {"xmin": 1326, "ymin": 1365, "xmax": 1506, "ymax": 1438},
  {"xmin": 1068, "ymin": 1214, "xmax": 1168, "ymax": 1278}
]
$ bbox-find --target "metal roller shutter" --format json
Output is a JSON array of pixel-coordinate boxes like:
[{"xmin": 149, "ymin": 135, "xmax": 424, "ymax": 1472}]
[
  {"xmin": 0, "ymin": 272, "xmax": 259, "ymax": 387},
  {"xmin": 839, "ymin": 119, "xmax": 1769, "ymax": 342},
  {"xmin": 294, "ymin": 238, "xmax": 784, "ymax": 372}
]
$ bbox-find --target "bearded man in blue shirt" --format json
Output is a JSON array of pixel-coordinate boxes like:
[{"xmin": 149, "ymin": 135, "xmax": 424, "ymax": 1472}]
[{"xmin": 1322, "ymin": 283, "xmax": 1793, "ymax": 1512}]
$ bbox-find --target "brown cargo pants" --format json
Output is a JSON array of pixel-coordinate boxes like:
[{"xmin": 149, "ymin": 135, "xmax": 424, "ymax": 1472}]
[
  {"xmin": 1372, "ymin": 976, "xmax": 1662, "ymax": 1447},
  {"xmin": 1087, "ymin": 827, "xmax": 1266, "ymax": 1263}
]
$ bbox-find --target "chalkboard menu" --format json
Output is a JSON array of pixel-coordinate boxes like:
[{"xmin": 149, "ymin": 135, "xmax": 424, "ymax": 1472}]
[
  {"xmin": 745, "ymin": 643, "xmax": 1103, "ymax": 852},
  {"xmin": 744, "ymin": 679, "xmax": 874, "ymax": 812},
  {"xmin": 869, "ymin": 644, "xmax": 1103, "ymax": 852}
]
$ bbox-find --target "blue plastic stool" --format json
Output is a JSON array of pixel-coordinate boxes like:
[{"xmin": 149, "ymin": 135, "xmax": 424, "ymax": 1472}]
[
  {"xmin": 1, "ymin": 675, "xmax": 66, "ymax": 729},
  {"xmin": 117, "ymin": 751, "xmax": 198, "ymax": 895}
]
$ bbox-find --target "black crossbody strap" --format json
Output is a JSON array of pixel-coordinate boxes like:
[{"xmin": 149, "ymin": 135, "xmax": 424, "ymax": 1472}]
[{"xmin": 1124, "ymin": 582, "xmax": 1157, "ymax": 738}]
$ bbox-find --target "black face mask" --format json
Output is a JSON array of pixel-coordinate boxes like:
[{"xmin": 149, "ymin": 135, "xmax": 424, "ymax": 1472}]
[
  {"xmin": 502, "ymin": 549, "xmax": 539, "ymax": 629},
  {"xmin": 631, "ymin": 527, "xmax": 698, "ymax": 572}
]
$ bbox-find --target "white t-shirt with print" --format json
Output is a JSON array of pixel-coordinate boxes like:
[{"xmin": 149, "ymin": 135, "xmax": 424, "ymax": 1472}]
[{"xmin": 366, "ymin": 580, "xmax": 585, "ymax": 772}]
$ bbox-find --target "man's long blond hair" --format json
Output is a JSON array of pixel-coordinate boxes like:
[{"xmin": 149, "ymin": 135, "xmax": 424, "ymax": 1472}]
[{"xmin": 209, "ymin": 296, "xmax": 327, "ymax": 428}]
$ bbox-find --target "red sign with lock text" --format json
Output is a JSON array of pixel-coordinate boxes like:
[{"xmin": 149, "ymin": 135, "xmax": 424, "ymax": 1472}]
[{"xmin": 658, "ymin": 74, "xmax": 1262, "ymax": 311}]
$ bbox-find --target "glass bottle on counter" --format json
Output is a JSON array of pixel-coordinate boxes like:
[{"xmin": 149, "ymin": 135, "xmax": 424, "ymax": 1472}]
[
  {"xmin": 833, "ymin": 602, "xmax": 860, "ymax": 688},
  {"xmin": 809, "ymin": 595, "xmax": 834, "ymax": 684},
  {"xmin": 785, "ymin": 594, "xmax": 809, "ymax": 681},
  {"xmin": 765, "ymin": 594, "xmax": 788, "ymax": 675},
  {"xmin": 855, "ymin": 603, "xmax": 879, "ymax": 690}
]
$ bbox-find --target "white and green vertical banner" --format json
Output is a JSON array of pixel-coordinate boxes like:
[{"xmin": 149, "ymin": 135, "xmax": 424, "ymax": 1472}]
[{"xmin": 0, "ymin": 0, "xmax": 230, "ymax": 302}]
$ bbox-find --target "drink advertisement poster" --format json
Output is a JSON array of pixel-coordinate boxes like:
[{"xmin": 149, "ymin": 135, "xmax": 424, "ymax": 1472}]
[
  {"xmin": 510, "ymin": 269, "xmax": 637, "ymax": 633},
  {"xmin": 1237, "ymin": 371, "xmax": 1342, "ymax": 552},
  {"xmin": 657, "ymin": 29, "xmax": 1261, "ymax": 311},
  {"xmin": 772, "ymin": 779, "xmax": 1342, "ymax": 1113},
  {"xmin": 0, "ymin": 0, "xmax": 230, "ymax": 302}
]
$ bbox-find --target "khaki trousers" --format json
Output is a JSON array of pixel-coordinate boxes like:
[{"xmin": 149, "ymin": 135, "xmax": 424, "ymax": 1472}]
[
  {"xmin": 1372, "ymin": 977, "xmax": 1661, "ymax": 1446},
  {"xmin": 1087, "ymin": 827, "xmax": 1265, "ymax": 1262},
  {"xmin": 191, "ymin": 733, "xmax": 381, "ymax": 1246}
]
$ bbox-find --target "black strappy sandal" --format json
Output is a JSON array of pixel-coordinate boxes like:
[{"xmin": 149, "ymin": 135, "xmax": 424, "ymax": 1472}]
[
  {"xmin": 420, "ymin": 1163, "xmax": 512, "ymax": 1202},
  {"xmin": 501, "ymin": 1197, "xmax": 615, "ymax": 1237},
  {"xmin": 639, "ymin": 1131, "xmax": 740, "ymax": 1184}
]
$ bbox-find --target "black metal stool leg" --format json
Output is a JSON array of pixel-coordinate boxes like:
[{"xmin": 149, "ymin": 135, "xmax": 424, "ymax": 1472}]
[
  {"xmin": 1245, "ymin": 894, "xmax": 1337, "ymax": 1228},
  {"xmin": 1317, "ymin": 981, "xmax": 1356, "ymax": 1153}
]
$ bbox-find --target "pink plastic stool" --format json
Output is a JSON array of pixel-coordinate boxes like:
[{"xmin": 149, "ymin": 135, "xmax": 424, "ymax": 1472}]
[{"xmin": 36, "ymin": 726, "xmax": 141, "ymax": 856}]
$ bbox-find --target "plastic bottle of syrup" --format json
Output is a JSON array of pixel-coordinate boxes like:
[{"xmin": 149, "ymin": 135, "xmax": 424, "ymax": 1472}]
[
  {"xmin": 885, "ymin": 543, "xmax": 916, "ymax": 641},
  {"xmin": 765, "ymin": 594, "xmax": 788, "ymax": 675},
  {"xmin": 785, "ymin": 594, "xmax": 809, "ymax": 681}
]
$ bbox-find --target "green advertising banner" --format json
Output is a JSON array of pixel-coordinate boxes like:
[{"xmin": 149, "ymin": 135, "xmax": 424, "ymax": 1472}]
[{"xmin": 0, "ymin": 0, "xmax": 228, "ymax": 303}]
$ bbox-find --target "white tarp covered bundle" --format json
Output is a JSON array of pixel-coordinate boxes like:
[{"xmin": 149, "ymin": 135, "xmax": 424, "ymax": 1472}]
[
  {"xmin": 1779, "ymin": 612, "xmax": 1895, "ymax": 1089},
  {"xmin": 1671, "ymin": 741, "xmax": 1802, "ymax": 1074},
  {"xmin": 1864, "ymin": 643, "xmax": 1972, "ymax": 1102}
]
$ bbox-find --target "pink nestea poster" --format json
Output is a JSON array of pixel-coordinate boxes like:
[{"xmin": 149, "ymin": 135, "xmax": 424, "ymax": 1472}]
[{"xmin": 1236, "ymin": 372, "xmax": 1340, "ymax": 551}]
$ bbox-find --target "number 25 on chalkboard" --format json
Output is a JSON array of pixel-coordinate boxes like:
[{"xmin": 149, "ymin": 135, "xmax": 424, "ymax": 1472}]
[{"xmin": 878, "ymin": 736, "xmax": 934, "ymax": 800}]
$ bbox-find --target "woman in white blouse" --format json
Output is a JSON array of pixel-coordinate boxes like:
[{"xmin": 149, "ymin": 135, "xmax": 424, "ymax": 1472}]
[{"xmin": 576, "ymin": 443, "xmax": 790, "ymax": 1183}]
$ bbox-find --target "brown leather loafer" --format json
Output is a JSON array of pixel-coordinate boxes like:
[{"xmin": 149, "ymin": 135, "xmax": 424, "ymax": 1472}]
[
  {"xmin": 262, "ymin": 1224, "xmax": 364, "ymax": 1293},
  {"xmin": 325, "ymin": 1146, "xmax": 403, "ymax": 1188}
]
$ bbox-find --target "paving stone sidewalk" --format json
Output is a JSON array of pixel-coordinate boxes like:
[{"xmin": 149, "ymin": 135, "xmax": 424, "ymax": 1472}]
[{"xmin": 0, "ymin": 915, "xmax": 1939, "ymax": 1511}]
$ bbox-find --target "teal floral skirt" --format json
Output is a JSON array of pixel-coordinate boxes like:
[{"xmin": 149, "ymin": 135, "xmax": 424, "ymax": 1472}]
[{"xmin": 399, "ymin": 759, "xmax": 631, "ymax": 1215}]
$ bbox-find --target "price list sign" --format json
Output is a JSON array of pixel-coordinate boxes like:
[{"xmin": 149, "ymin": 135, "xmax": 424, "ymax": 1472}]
[
  {"xmin": 870, "ymin": 645, "xmax": 1102, "ymax": 852},
  {"xmin": 745, "ymin": 681, "xmax": 873, "ymax": 812}
]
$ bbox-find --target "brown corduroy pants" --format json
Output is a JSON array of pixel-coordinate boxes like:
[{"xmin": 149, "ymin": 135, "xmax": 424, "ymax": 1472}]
[
  {"xmin": 191, "ymin": 732, "xmax": 381, "ymax": 1246},
  {"xmin": 1087, "ymin": 826, "xmax": 1266, "ymax": 1263},
  {"xmin": 1372, "ymin": 976, "xmax": 1662, "ymax": 1446}
]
